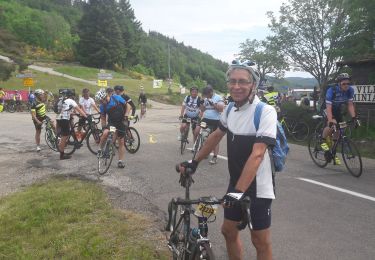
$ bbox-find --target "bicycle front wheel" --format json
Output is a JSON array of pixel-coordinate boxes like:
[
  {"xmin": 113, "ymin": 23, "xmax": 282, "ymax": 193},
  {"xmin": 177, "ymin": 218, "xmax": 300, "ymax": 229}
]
[
  {"xmin": 342, "ymin": 139, "xmax": 362, "ymax": 177},
  {"xmin": 45, "ymin": 127, "xmax": 58, "ymax": 151},
  {"xmin": 308, "ymin": 132, "xmax": 328, "ymax": 168},
  {"xmin": 56, "ymin": 133, "xmax": 76, "ymax": 155},
  {"xmin": 7, "ymin": 104, "xmax": 15, "ymax": 113},
  {"xmin": 292, "ymin": 121, "xmax": 309, "ymax": 142},
  {"xmin": 191, "ymin": 242, "xmax": 215, "ymax": 260},
  {"xmin": 86, "ymin": 129, "xmax": 103, "ymax": 155},
  {"xmin": 192, "ymin": 136, "xmax": 202, "ymax": 160},
  {"xmin": 98, "ymin": 142, "xmax": 114, "ymax": 175},
  {"xmin": 168, "ymin": 204, "xmax": 189, "ymax": 260},
  {"xmin": 180, "ymin": 128, "xmax": 189, "ymax": 155},
  {"xmin": 124, "ymin": 127, "xmax": 140, "ymax": 154}
]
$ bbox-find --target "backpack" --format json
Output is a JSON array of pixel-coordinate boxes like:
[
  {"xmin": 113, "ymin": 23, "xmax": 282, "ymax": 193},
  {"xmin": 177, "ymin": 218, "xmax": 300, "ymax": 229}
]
[
  {"xmin": 320, "ymin": 85, "xmax": 336, "ymax": 111},
  {"xmin": 53, "ymin": 97, "xmax": 64, "ymax": 114},
  {"xmin": 226, "ymin": 102, "xmax": 289, "ymax": 172},
  {"xmin": 186, "ymin": 95, "xmax": 201, "ymax": 106},
  {"xmin": 105, "ymin": 96, "xmax": 125, "ymax": 123}
]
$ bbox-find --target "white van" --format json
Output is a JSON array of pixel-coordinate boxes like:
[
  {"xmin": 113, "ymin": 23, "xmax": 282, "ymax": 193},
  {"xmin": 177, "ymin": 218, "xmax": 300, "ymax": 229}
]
[{"xmin": 290, "ymin": 88, "xmax": 314, "ymax": 107}]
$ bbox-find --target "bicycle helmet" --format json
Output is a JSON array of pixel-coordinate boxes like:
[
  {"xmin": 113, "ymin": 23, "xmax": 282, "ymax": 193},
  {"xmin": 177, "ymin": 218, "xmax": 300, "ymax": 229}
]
[
  {"xmin": 336, "ymin": 73, "xmax": 351, "ymax": 82},
  {"xmin": 95, "ymin": 88, "xmax": 106, "ymax": 101},
  {"xmin": 114, "ymin": 85, "xmax": 124, "ymax": 91},
  {"xmin": 60, "ymin": 89, "xmax": 74, "ymax": 97},
  {"xmin": 226, "ymin": 60, "xmax": 260, "ymax": 88},
  {"xmin": 34, "ymin": 89, "xmax": 44, "ymax": 96}
]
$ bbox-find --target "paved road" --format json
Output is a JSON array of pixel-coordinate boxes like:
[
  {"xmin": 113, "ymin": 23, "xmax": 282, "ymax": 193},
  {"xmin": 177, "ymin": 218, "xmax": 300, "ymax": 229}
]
[{"xmin": 1, "ymin": 101, "xmax": 374, "ymax": 259}]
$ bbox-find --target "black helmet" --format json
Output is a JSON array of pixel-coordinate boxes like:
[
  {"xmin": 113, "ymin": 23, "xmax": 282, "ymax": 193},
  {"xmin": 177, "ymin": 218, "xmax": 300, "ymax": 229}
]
[
  {"xmin": 202, "ymin": 85, "xmax": 213, "ymax": 95},
  {"xmin": 60, "ymin": 89, "xmax": 74, "ymax": 97},
  {"xmin": 336, "ymin": 73, "xmax": 351, "ymax": 82},
  {"xmin": 114, "ymin": 85, "xmax": 124, "ymax": 91},
  {"xmin": 106, "ymin": 87, "xmax": 114, "ymax": 94}
]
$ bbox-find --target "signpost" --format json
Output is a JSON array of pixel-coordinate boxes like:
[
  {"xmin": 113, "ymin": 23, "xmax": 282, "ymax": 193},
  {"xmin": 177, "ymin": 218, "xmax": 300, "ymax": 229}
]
[
  {"xmin": 16, "ymin": 73, "xmax": 34, "ymax": 90},
  {"xmin": 97, "ymin": 70, "xmax": 112, "ymax": 88}
]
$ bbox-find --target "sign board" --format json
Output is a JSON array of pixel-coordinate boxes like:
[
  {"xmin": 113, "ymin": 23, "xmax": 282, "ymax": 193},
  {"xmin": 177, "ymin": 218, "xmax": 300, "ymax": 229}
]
[
  {"xmin": 153, "ymin": 79, "xmax": 163, "ymax": 88},
  {"xmin": 180, "ymin": 87, "xmax": 186, "ymax": 94},
  {"xmin": 97, "ymin": 80, "xmax": 108, "ymax": 87},
  {"xmin": 353, "ymin": 85, "xmax": 375, "ymax": 103},
  {"xmin": 16, "ymin": 73, "xmax": 34, "ymax": 79},
  {"xmin": 23, "ymin": 78, "xmax": 34, "ymax": 87},
  {"xmin": 97, "ymin": 73, "xmax": 113, "ymax": 80}
]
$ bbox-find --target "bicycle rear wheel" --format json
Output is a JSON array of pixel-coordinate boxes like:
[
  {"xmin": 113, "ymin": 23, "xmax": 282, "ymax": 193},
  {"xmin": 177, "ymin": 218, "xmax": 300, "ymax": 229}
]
[
  {"xmin": 45, "ymin": 127, "xmax": 58, "ymax": 151},
  {"xmin": 98, "ymin": 141, "xmax": 114, "ymax": 175},
  {"xmin": 167, "ymin": 203, "xmax": 189, "ymax": 260},
  {"xmin": 56, "ymin": 133, "xmax": 76, "ymax": 155},
  {"xmin": 308, "ymin": 132, "xmax": 328, "ymax": 168},
  {"xmin": 124, "ymin": 127, "xmax": 140, "ymax": 154},
  {"xmin": 7, "ymin": 103, "xmax": 15, "ymax": 113},
  {"xmin": 86, "ymin": 129, "xmax": 103, "ymax": 155},
  {"xmin": 292, "ymin": 121, "xmax": 309, "ymax": 141},
  {"xmin": 191, "ymin": 242, "xmax": 215, "ymax": 260},
  {"xmin": 341, "ymin": 139, "xmax": 362, "ymax": 177}
]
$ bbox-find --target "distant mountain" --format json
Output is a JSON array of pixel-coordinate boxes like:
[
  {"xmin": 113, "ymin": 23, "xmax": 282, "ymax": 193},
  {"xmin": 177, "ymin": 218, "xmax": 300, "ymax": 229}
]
[{"xmin": 285, "ymin": 77, "xmax": 318, "ymax": 88}]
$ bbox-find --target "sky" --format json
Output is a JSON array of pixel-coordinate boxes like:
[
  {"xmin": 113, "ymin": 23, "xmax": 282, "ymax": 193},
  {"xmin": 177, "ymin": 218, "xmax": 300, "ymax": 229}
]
[{"xmin": 128, "ymin": 0, "xmax": 313, "ymax": 78}]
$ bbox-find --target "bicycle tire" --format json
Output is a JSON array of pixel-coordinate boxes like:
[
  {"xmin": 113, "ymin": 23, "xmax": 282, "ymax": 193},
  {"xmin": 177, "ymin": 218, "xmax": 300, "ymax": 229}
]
[
  {"xmin": 308, "ymin": 131, "xmax": 328, "ymax": 168},
  {"xmin": 45, "ymin": 127, "xmax": 58, "ymax": 151},
  {"xmin": 292, "ymin": 121, "xmax": 309, "ymax": 142},
  {"xmin": 56, "ymin": 133, "xmax": 77, "ymax": 155},
  {"xmin": 86, "ymin": 129, "xmax": 103, "ymax": 155},
  {"xmin": 191, "ymin": 242, "xmax": 215, "ymax": 260},
  {"xmin": 98, "ymin": 141, "xmax": 114, "ymax": 175},
  {"xmin": 192, "ymin": 136, "xmax": 202, "ymax": 160},
  {"xmin": 341, "ymin": 139, "xmax": 362, "ymax": 177},
  {"xmin": 180, "ymin": 127, "xmax": 189, "ymax": 155},
  {"xmin": 124, "ymin": 127, "xmax": 141, "ymax": 154},
  {"xmin": 7, "ymin": 104, "xmax": 15, "ymax": 113}
]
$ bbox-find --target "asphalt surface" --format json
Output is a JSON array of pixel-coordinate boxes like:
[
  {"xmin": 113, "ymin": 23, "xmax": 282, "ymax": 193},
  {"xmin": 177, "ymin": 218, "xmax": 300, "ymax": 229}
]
[{"xmin": 1, "ymin": 101, "xmax": 374, "ymax": 259}]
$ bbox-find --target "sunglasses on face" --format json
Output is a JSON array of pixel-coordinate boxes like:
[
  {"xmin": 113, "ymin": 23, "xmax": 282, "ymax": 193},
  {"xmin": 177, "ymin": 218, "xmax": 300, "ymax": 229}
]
[
  {"xmin": 341, "ymin": 82, "xmax": 351, "ymax": 86},
  {"xmin": 226, "ymin": 79, "xmax": 253, "ymax": 86}
]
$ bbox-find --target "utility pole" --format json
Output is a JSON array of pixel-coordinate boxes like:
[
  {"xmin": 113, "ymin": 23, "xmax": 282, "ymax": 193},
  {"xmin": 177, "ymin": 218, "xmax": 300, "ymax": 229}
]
[{"xmin": 168, "ymin": 44, "xmax": 172, "ymax": 94}]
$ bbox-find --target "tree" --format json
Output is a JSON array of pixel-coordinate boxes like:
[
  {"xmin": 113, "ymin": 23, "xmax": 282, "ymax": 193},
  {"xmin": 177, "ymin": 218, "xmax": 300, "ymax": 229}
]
[
  {"xmin": 239, "ymin": 39, "xmax": 289, "ymax": 81},
  {"xmin": 76, "ymin": 0, "xmax": 124, "ymax": 68},
  {"xmin": 267, "ymin": 0, "xmax": 349, "ymax": 87}
]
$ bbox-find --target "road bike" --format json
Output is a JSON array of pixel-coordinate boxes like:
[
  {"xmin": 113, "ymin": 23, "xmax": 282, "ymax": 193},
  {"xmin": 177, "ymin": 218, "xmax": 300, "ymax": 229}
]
[
  {"xmin": 44, "ymin": 116, "xmax": 58, "ymax": 151},
  {"xmin": 192, "ymin": 121, "xmax": 212, "ymax": 160},
  {"xmin": 279, "ymin": 113, "xmax": 309, "ymax": 141},
  {"xmin": 114, "ymin": 115, "xmax": 141, "ymax": 154},
  {"xmin": 308, "ymin": 114, "xmax": 362, "ymax": 177},
  {"xmin": 56, "ymin": 114, "xmax": 102, "ymax": 156},
  {"xmin": 166, "ymin": 167, "xmax": 251, "ymax": 260},
  {"xmin": 179, "ymin": 117, "xmax": 199, "ymax": 155},
  {"xmin": 97, "ymin": 125, "xmax": 117, "ymax": 175},
  {"xmin": 3, "ymin": 100, "xmax": 16, "ymax": 113}
]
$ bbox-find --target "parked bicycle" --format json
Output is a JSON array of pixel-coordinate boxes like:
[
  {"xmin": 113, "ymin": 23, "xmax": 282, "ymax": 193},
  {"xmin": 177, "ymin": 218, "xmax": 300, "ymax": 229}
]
[
  {"xmin": 97, "ymin": 125, "xmax": 117, "ymax": 175},
  {"xmin": 308, "ymin": 114, "xmax": 362, "ymax": 177},
  {"xmin": 279, "ymin": 113, "xmax": 309, "ymax": 141},
  {"xmin": 44, "ymin": 116, "xmax": 58, "ymax": 151},
  {"xmin": 3, "ymin": 100, "xmax": 16, "ymax": 113},
  {"xmin": 192, "ymin": 121, "xmax": 212, "ymax": 160},
  {"xmin": 166, "ymin": 167, "xmax": 251, "ymax": 260},
  {"xmin": 114, "ymin": 115, "xmax": 141, "ymax": 154},
  {"xmin": 179, "ymin": 117, "xmax": 199, "ymax": 155}
]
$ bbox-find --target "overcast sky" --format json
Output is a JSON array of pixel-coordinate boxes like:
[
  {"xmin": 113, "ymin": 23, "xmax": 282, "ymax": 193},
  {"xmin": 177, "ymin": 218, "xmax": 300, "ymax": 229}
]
[{"xmin": 128, "ymin": 0, "xmax": 312, "ymax": 78}]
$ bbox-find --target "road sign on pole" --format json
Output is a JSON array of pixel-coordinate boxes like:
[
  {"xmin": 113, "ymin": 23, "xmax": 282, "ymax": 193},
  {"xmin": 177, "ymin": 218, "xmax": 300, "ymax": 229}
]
[
  {"xmin": 23, "ymin": 78, "xmax": 34, "ymax": 87},
  {"xmin": 98, "ymin": 80, "xmax": 108, "ymax": 87}
]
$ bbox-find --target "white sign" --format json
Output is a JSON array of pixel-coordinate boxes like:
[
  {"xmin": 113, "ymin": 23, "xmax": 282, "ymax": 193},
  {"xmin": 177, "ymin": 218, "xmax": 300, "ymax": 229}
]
[
  {"xmin": 153, "ymin": 79, "xmax": 163, "ymax": 88},
  {"xmin": 97, "ymin": 73, "xmax": 112, "ymax": 80},
  {"xmin": 353, "ymin": 85, "xmax": 375, "ymax": 103}
]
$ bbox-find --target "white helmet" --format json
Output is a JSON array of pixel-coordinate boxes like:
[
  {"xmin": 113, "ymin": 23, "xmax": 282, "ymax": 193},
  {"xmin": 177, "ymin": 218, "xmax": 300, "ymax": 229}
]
[
  {"xmin": 95, "ymin": 88, "xmax": 106, "ymax": 101},
  {"xmin": 34, "ymin": 89, "xmax": 44, "ymax": 96},
  {"xmin": 226, "ymin": 60, "xmax": 260, "ymax": 88}
]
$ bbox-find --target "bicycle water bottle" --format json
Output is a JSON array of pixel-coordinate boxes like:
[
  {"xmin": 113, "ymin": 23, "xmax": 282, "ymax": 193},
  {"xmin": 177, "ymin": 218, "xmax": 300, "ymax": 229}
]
[{"xmin": 190, "ymin": 227, "xmax": 200, "ymax": 242}]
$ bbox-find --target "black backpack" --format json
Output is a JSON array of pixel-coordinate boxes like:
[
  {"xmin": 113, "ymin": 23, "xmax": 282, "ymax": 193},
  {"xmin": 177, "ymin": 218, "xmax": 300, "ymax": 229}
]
[
  {"xmin": 105, "ymin": 97, "xmax": 125, "ymax": 122},
  {"xmin": 186, "ymin": 95, "xmax": 201, "ymax": 106}
]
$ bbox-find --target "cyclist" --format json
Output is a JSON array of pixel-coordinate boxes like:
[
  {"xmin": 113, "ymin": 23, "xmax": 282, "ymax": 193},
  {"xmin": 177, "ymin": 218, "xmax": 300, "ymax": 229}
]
[
  {"xmin": 0, "ymin": 88, "xmax": 5, "ymax": 112},
  {"xmin": 199, "ymin": 85, "xmax": 225, "ymax": 164},
  {"xmin": 95, "ymin": 88, "xmax": 130, "ymax": 169},
  {"xmin": 321, "ymin": 73, "xmax": 359, "ymax": 165},
  {"xmin": 178, "ymin": 86, "xmax": 201, "ymax": 143},
  {"xmin": 77, "ymin": 88, "xmax": 99, "ymax": 139},
  {"xmin": 56, "ymin": 89, "xmax": 87, "ymax": 160},
  {"xmin": 178, "ymin": 60, "xmax": 277, "ymax": 260},
  {"xmin": 30, "ymin": 89, "xmax": 53, "ymax": 152},
  {"xmin": 263, "ymin": 86, "xmax": 281, "ymax": 116},
  {"xmin": 13, "ymin": 90, "xmax": 23, "ymax": 112},
  {"xmin": 114, "ymin": 85, "xmax": 137, "ymax": 122},
  {"xmin": 28, "ymin": 91, "xmax": 35, "ymax": 107},
  {"xmin": 138, "ymin": 86, "xmax": 147, "ymax": 118}
]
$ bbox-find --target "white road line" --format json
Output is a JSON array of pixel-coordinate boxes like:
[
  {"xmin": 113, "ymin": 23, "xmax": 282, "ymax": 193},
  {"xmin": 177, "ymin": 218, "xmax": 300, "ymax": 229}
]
[
  {"xmin": 297, "ymin": 178, "xmax": 375, "ymax": 202},
  {"xmin": 186, "ymin": 148, "xmax": 228, "ymax": 161}
]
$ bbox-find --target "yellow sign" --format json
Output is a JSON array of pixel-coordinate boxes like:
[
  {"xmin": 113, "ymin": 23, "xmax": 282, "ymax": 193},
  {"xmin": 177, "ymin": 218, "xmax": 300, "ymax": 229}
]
[
  {"xmin": 23, "ymin": 78, "xmax": 34, "ymax": 87},
  {"xmin": 97, "ymin": 80, "xmax": 108, "ymax": 87}
]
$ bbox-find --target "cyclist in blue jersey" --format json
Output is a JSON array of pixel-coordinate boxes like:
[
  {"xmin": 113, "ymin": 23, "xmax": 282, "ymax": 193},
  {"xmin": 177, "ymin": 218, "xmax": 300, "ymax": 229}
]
[
  {"xmin": 95, "ymin": 88, "xmax": 130, "ymax": 168},
  {"xmin": 321, "ymin": 73, "xmax": 359, "ymax": 164}
]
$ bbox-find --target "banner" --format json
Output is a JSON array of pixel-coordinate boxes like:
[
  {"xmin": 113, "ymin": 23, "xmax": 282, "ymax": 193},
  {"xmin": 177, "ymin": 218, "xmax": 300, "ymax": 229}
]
[
  {"xmin": 353, "ymin": 85, "xmax": 375, "ymax": 103},
  {"xmin": 2, "ymin": 90, "xmax": 29, "ymax": 101}
]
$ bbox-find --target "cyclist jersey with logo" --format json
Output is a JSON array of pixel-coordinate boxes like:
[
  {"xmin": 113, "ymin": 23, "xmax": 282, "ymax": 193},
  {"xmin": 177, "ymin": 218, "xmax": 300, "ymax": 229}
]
[
  {"xmin": 100, "ymin": 95, "xmax": 126, "ymax": 123},
  {"xmin": 325, "ymin": 85, "xmax": 354, "ymax": 113},
  {"xmin": 219, "ymin": 96, "xmax": 277, "ymax": 199},
  {"xmin": 31, "ymin": 101, "xmax": 46, "ymax": 120},
  {"xmin": 79, "ymin": 96, "xmax": 95, "ymax": 115},
  {"xmin": 183, "ymin": 95, "xmax": 201, "ymax": 118},
  {"xmin": 57, "ymin": 98, "xmax": 78, "ymax": 120},
  {"xmin": 202, "ymin": 93, "xmax": 224, "ymax": 121}
]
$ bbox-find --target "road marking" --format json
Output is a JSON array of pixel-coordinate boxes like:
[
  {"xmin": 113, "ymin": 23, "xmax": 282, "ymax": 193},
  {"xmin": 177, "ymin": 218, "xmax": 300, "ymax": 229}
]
[
  {"xmin": 186, "ymin": 148, "xmax": 228, "ymax": 161},
  {"xmin": 297, "ymin": 178, "xmax": 375, "ymax": 202}
]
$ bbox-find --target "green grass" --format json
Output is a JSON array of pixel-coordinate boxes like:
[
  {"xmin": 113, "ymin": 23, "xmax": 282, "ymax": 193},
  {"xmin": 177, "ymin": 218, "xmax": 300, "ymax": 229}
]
[{"xmin": 0, "ymin": 178, "xmax": 169, "ymax": 259}]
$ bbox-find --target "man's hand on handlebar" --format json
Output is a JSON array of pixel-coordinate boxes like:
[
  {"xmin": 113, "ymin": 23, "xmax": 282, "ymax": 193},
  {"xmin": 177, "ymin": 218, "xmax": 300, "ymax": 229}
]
[{"xmin": 176, "ymin": 160, "xmax": 199, "ymax": 175}]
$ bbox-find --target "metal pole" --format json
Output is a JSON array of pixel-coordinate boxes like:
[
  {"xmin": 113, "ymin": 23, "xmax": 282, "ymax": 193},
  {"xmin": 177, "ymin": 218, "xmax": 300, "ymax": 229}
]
[
  {"xmin": 367, "ymin": 109, "xmax": 370, "ymax": 134},
  {"xmin": 168, "ymin": 44, "xmax": 171, "ymax": 80}
]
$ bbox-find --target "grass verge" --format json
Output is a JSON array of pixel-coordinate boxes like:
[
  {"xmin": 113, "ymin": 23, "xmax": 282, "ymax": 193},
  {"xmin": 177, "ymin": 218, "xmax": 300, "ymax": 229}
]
[{"xmin": 0, "ymin": 178, "xmax": 169, "ymax": 259}]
